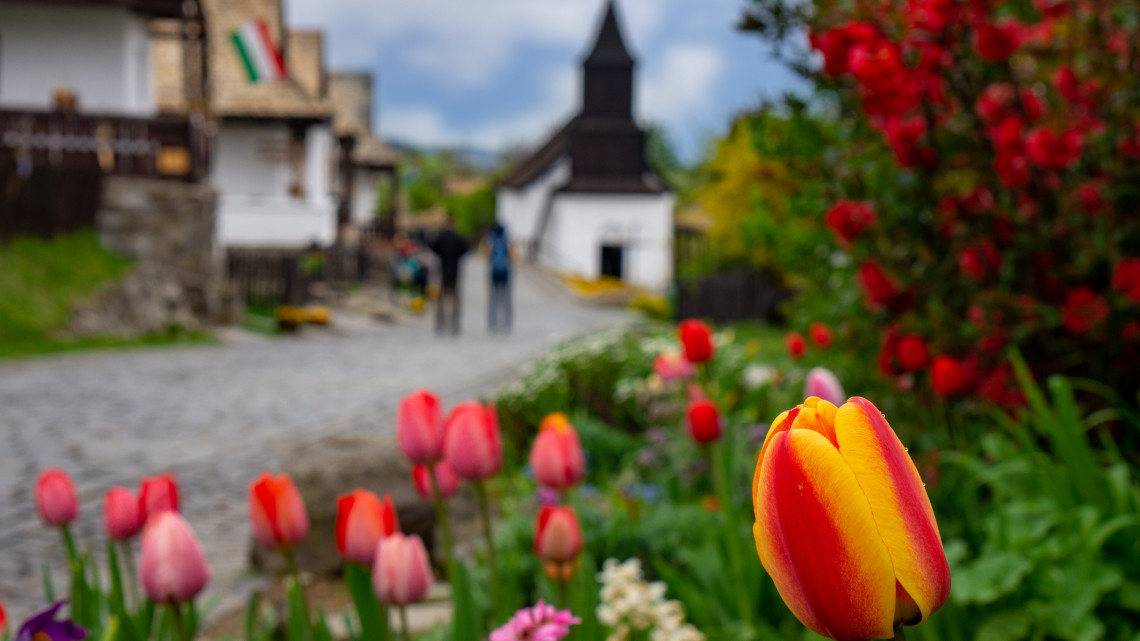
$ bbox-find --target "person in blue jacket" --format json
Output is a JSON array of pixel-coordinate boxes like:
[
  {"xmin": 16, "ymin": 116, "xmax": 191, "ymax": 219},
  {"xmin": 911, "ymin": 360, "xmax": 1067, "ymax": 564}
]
[{"xmin": 487, "ymin": 223, "xmax": 512, "ymax": 334}]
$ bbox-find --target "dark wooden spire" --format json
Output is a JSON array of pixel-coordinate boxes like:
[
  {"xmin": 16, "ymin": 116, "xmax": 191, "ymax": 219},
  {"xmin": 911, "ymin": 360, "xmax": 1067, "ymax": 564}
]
[{"xmin": 581, "ymin": 0, "xmax": 634, "ymax": 118}]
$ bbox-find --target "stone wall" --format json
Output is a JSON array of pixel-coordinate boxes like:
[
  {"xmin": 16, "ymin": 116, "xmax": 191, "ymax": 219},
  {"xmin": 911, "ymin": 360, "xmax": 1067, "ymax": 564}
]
[{"xmin": 69, "ymin": 176, "xmax": 240, "ymax": 337}]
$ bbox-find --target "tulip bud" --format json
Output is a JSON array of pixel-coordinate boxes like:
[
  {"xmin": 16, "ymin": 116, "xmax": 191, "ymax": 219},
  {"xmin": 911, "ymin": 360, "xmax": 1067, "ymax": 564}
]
[
  {"xmin": 652, "ymin": 351, "xmax": 694, "ymax": 382},
  {"xmin": 804, "ymin": 367, "xmax": 845, "ymax": 407},
  {"xmin": 35, "ymin": 468, "xmax": 78, "ymax": 527},
  {"xmin": 686, "ymin": 399, "xmax": 721, "ymax": 444},
  {"xmin": 336, "ymin": 490, "xmax": 399, "ymax": 565},
  {"xmin": 412, "ymin": 462, "xmax": 461, "ymax": 501},
  {"xmin": 104, "ymin": 486, "xmax": 143, "ymax": 541},
  {"xmin": 678, "ymin": 319, "xmax": 715, "ymax": 363},
  {"xmin": 753, "ymin": 397, "xmax": 950, "ymax": 640},
  {"xmin": 397, "ymin": 389, "xmax": 444, "ymax": 464},
  {"xmin": 139, "ymin": 474, "xmax": 180, "ymax": 523},
  {"xmin": 443, "ymin": 402, "xmax": 502, "ymax": 481},
  {"xmin": 248, "ymin": 473, "xmax": 310, "ymax": 550},
  {"xmin": 528, "ymin": 413, "xmax": 586, "ymax": 490},
  {"xmin": 140, "ymin": 511, "xmax": 211, "ymax": 604},
  {"xmin": 785, "ymin": 332, "xmax": 807, "ymax": 359},
  {"xmin": 372, "ymin": 533, "xmax": 433, "ymax": 606},
  {"xmin": 809, "ymin": 322, "xmax": 834, "ymax": 349},
  {"xmin": 534, "ymin": 506, "xmax": 583, "ymax": 564}
]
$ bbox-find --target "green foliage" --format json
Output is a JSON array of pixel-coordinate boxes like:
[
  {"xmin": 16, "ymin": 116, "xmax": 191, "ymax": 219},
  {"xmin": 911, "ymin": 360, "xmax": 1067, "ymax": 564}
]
[{"xmin": 444, "ymin": 186, "xmax": 496, "ymax": 238}]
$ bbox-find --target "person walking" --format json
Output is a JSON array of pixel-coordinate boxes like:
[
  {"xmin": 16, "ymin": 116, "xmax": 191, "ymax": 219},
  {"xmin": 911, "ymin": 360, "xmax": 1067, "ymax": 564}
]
[
  {"xmin": 487, "ymin": 223, "xmax": 512, "ymax": 333},
  {"xmin": 429, "ymin": 217, "xmax": 469, "ymax": 335}
]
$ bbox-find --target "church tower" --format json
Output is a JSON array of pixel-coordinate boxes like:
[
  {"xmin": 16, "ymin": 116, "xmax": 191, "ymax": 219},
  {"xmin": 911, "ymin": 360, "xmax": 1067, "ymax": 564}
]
[{"xmin": 582, "ymin": 0, "xmax": 635, "ymax": 119}]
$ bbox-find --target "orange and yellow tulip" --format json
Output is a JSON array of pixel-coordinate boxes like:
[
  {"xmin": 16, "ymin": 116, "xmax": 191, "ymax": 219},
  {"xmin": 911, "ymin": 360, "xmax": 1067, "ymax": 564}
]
[{"xmin": 752, "ymin": 396, "xmax": 950, "ymax": 641}]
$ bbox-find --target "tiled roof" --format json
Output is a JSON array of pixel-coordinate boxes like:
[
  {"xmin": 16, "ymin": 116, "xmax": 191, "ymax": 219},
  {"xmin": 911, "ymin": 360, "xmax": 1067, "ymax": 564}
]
[
  {"xmin": 353, "ymin": 136, "xmax": 399, "ymax": 169},
  {"xmin": 329, "ymin": 72, "xmax": 371, "ymax": 138}
]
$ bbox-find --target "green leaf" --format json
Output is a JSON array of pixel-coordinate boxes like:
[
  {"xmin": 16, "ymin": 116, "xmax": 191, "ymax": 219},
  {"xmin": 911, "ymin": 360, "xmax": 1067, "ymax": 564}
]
[
  {"xmin": 951, "ymin": 551, "xmax": 1033, "ymax": 605},
  {"xmin": 449, "ymin": 561, "xmax": 480, "ymax": 641},
  {"xmin": 42, "ymin": 561, "xmax": 56, "ymax": 604},
  {"xmin": 345, "ymin": 562, "xmax": 390, "ymax": 641},
  {"xmin": 975, "ymin": 608, "xmax": 1035, "ymax": 641},
  {"xmin": 98, "ymin": 616, "xmax": 121, "ymax": 641},
  {"xmin": 286, "ymin": 579, "xmax": 312, "ymax": 641}
]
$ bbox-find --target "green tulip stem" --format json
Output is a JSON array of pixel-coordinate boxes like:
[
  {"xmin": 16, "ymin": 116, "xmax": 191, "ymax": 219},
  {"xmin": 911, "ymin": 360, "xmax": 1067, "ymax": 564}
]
[
  {"xmin": 120, "ymin": 540, "xmax": 141, "ymax": 609},
  {"xmin": 556, "ymin": 577, "xmax": 569, "ymax": 610},
  {"xmin": 708, "ymin": 442, "xmax": 754, "ymax": 630},
  {"xmin": 428, "ymin": 467, "xmax": 456, "ymax": 576},
  {"xmin": 399, "ymin": 605, "xmax": 411, "ymax": 641},
  {"xmin": 60, "ymin": 525, "xmax": 79, "ymax": 568},
  {"xmin": 893, "ymin": 626, "xmax": 908, "ymax": 640},
  {"xmin": 283, "ymin": 547, "xmax": 314, "ymax": 638},
  {"xmin": 473, "ymin": 481, "xmax": 499, "ymax": 606},
  {"xmin": 169, "ymin": 603, "xmax": 189, "ymax": 641}
]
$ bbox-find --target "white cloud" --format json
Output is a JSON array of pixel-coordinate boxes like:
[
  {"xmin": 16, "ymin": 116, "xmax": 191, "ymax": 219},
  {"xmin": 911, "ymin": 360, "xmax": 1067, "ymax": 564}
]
[
  {"xmin": 637, "ymin": 43, "xmax": 725, "ymax": 129},
  {"xmin": 290, "ymin": 0, "xmax": 667, "ymax": 88},
  {"xmin": 380, "ymin": 67, "xmax": 577, "ymax": 150}
]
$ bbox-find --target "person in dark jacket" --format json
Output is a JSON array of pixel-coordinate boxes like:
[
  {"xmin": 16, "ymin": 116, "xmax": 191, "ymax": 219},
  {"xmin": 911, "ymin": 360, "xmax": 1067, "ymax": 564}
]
[
  {"xmin": 429, "ymin": 217, "xmax": 469, "ymax": 335},
  {"xmin": 487, "ymin": 223, "xmax": 512, "ymax": 333}
]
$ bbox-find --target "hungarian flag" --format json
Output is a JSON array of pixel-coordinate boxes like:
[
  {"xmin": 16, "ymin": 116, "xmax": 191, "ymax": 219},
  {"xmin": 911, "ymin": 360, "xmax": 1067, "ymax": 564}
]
[{"xmin": 231, "ymin": 20, "xmax": 286, "ymax": 83}]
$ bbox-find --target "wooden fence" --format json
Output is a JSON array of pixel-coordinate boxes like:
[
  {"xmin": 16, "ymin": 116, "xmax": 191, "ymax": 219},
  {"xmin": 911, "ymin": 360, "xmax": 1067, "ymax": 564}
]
[
  {"xmin": 675, "ymin": 268, "xmax": 792, "ymax": 324},
  {"xmin": 226, "ymin": 246, "xmax": 378, "ymax": 309}
]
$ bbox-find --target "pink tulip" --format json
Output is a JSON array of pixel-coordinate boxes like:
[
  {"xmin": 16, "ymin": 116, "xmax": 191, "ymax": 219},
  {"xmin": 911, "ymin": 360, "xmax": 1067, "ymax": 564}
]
[
  {"xmin": 248, "ymin": 472, "xmax": 310, "ymax": 549},
  {"xmin": 653, "ymin": 351, "xmax": 694, "ymax": 382},
  {"xmin": 139, "ymin": 511, "xmax": 211, "ymax": 604},
  {"xmin": 413, "ymin": 461, "xmax": 461, "ymax": 501},
  {"xmin": 139, "ymin": 474, "xmax": 180, "ymax": 522},
  {"xmin": 397, "ymin": 390, "xmax": 445, "ymax": 463},
  {"xmin": 443, "ymin": 402, "xmax": 503, "ymax": 481},
  {"xmin": 104, "ymin": 486, "xmax": 143, "ymax": 541},
  {"xmin": 35, "ymin": 468, "xmax": 78, "ymax": 527},
  {"xmin": 804, "ymin": 367, "xmax": 846, "ymax": 407},
  {"xmin": 528, "ymin": 413, "xmax": 586, "ymax": 490},
  {"xmin": 372, "ymin": 533, "xmax": 433, "ymax": 606}
]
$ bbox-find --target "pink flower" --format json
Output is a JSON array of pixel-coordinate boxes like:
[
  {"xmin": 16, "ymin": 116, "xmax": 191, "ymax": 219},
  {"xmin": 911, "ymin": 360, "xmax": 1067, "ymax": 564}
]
[
  {"xmin": 652, "ymin": 351, "xmax": 694, "ymax": 382},
  {"xmin": 35, "ymin": 469, "xmax": 78, "ymax": 527},
  {"xmin": 490, "ymin": 601, "xmax": 581, "ymax": 641},
  {"xmin": 804, "ymin": 367, "xmax": 845, "ymax": 407},
  {"xmin": 140, "ymin": 511, "xmax": 211, "ymax": 604},
  {"xmin": 412, "ymin": 461, "xmax": 461, "ymax": 501},
  {"xmin": 372, "ymin": 533, "xmax": 433, "ymax": 606},
  {"xmin": 528, "ymin": 413, "xmax": 586, "ymax": 490},
  {"xmin": 443, "ymin": 402, "xmax": 503, "ymax": 481},
  {"xmin": 139, "ymin": 473, "xmax": 180, "ymax": 522},
  {"xmin": 104, "ymin": 486, "xmax": 143, "ymax": 541},
  {"xmin": 397, "ymin": 390, "xmax": 444, "ymax": 463}
]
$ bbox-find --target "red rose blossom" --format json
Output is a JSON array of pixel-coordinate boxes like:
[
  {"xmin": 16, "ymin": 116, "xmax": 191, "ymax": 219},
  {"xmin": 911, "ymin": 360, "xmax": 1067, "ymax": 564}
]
[
  {"xmin": 808, "ymin": 322, "xmax": 834, "ymax": 349},
  {"xmin": 825, "ymin": 200, "xmax": 878, "ymax": 245},
  {"xmin": 974, "ymin": 20, "xmax": 1024, "ymax": 62},
  {"xmin": 785, "ymin": 332, "xmax": 807, "ymax": 359},
  {"xmin": 858, "ymin": 260, "xmax": 899, "ymax": 309},
  {"xmin": 930, "ymin": 355, "xmax": 966, "ymax": 397},
  {"xmin": 1061, "ymin": 287, "xmax": 1109, "ymax": 334},
  {"xmin": 1026, "ymin": 126, "xmax": 1083, "ymax": 170},
  {"xmin": 895, "ymin": 335, "xmax": 930, "ymax": 372},
  {"xmin": 1112, "ymin": 258, "xmax": 1140, "ymax": 302}
]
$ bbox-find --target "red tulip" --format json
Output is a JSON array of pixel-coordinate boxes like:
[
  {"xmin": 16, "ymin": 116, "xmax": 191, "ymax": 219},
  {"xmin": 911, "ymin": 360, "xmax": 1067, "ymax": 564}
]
[
  {"xmin": 785, "ymin": 332, "xmax": 807, "ymax": 359},
  {"xmin": 534, "ymin": 506, "xmax": 583, "ymax": 564},
  {"xmin": 35, "ymin": 468, "xmax": 78, "ymax": 527},
  {"xmin": 372, "ymin": 533, "xmax": 433, "ymax": 606},
  {"xmin": 808, "ymin": 322, "xmax": 833, "ymax": 349},
  {"xmin": 678, "ymin": 319, "xmax": 715, "ymax": 363},
  {"xmin": 139, "ymin": 473, "xmax": 180, "ymax": 522},
  {"xmin": 104, "ymin": 486, "xmax": 143, "ymax": 541},
  {"xmin": 529, "ymin": 413, "xmax": 586, "ymax": 490},
  {"xmin": 248, "ymin": 472, "xmax": 310, "ymax": 550},
  {"xmin": 753, "ymin": 397, "xmax": 950, "ymax": 640},
  {"xmin": 443, "ymin": 402, "xmax": 503, "ymax": 481},
  {"xmin": 413, "ymin": 461, "xmax": 461, "ymax": 500},
  {"xmin": 336, "ymin": 490, "xmax": 399, "ymax": 565},
  {"xmin": 686, "ymin": 399, "xmax": 722, "ymax": 444},
  {"xmin": 397, "ymin": 389, "xmax": 444, "ymax": 464},
  {"xmin": 896, "ymin": 335, "xmax": 929, "ymax": 372},
  {"xmin": 930, "ymin": 356, "xmax": 966, "ymax": 397},
  {"xmin": 140, "ymin": 511, "xmax": 211, "ymax": 604},
  {"xmin": 0, "ymin": 598, "xmax": 5, "ymax": 635}
]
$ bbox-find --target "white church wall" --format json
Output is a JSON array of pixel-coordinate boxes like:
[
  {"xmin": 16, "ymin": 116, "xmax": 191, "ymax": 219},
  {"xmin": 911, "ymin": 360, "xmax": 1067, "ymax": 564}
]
[
  {"xmin": 496, "ymin": 158, "xmax": 571, "ymax": 249},
  {"xmin": 211, "ymin": 121, "xmax": 336, "ymax": 248},
  {"xmin": 540, "ymin": 192, "xmax": 675, "ymax": 292},
  {"xmin": 0, "ymin": 4, "xmax": 154, "ymax": 115}
]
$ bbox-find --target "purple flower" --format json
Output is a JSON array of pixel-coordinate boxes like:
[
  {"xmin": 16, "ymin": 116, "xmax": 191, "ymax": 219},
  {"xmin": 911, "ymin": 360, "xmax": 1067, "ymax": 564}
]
[
  {"xmin": 489, "ymin": 601, "xmax": 580, "ymax": 641},
  {"xmin": 536, "ymin": 486, "xmax": 561, "ymax": 507},
  {"xmin": 16, "ymin": 601, "xmax": 86, "ymax": 641}
]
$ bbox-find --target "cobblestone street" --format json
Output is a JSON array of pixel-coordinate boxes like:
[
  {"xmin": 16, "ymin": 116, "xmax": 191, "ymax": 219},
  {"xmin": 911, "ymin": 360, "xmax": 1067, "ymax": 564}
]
[{"xmin": 0, "ymin": 258, "xmax": 629, "ymax": 622}]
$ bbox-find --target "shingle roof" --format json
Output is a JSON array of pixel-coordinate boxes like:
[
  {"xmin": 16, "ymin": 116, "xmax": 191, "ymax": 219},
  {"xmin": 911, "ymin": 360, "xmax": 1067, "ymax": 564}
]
[{"xmin": 583, "ymin": 1, "xmax": 634, "ymax": 67}]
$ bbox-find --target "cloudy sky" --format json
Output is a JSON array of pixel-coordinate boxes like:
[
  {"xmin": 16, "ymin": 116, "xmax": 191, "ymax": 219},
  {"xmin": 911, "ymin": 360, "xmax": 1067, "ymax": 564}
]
[{"xmin": 289, "ymin": 0, "xmax": 804, "ymax": 162}]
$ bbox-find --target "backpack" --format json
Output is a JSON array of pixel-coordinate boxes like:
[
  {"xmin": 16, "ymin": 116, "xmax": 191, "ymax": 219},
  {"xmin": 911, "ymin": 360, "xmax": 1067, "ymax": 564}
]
[{"xmin": 490, "ymin": 234, "xmax": 511, "ymax": 275}]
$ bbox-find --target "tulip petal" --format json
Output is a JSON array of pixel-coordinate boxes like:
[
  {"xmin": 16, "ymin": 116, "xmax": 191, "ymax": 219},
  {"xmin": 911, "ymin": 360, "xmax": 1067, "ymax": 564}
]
[
  {"xmin": 754, "ymin": 429, "xmax": 896, "ymax": 641},
  {"xmin": 834, "ymin": 397, "xmax": 951, "ymax": 623}
]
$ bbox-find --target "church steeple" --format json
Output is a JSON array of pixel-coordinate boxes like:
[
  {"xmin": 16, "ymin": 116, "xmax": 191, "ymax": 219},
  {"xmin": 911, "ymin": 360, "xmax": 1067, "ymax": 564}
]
[{"xmin": 581, "ymin": 0, "xmax": 634, "ymax": 118}]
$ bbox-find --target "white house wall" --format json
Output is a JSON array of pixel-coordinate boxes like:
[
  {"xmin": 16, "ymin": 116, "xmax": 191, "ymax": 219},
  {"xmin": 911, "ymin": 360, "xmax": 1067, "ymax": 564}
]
[
  {"xmin": 540, "ymin": 192, "xmax": 675, "ymax": 292},
  {"xmin": 211, "ymin": 121, "xmax": 336, "ymax": 248},
  {"xmin": 351, "ymin": 168, "xmax": 379, "ymax": 225},
  {"xmin": 496, "ymin": 158, "xmax": 571, "ymax": 249},
  {"xmin": 0, "ymin": 4, "xmax": 154, "ymax": 115}
]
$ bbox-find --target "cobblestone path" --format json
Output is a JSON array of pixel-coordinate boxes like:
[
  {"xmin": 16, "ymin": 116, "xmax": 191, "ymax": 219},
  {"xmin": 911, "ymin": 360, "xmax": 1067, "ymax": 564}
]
[{"xmin": 0, "ymin": 259, "xmax": 629, "ymax": 622}]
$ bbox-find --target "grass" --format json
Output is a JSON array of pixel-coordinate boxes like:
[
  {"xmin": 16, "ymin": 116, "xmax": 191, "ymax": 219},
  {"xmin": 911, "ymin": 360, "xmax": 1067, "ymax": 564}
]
[{"xmin": 0, "ymin": 231, "xmax": 208, "ymax": 359}]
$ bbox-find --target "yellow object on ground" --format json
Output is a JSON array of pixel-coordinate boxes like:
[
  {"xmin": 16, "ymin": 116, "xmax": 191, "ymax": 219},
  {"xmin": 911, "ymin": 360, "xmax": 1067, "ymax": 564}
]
[
  {"xmin": 409, "ymin": 297, "xmax": 426, "ymax": 313},
  {"xmin": 274, "ymin": 305, "xmax": 333, "ymax": 327}
]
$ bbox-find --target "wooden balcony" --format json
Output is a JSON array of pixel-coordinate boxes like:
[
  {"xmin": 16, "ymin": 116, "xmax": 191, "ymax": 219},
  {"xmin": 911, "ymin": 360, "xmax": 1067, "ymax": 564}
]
[{"xmin": 0, "ymin": 109, "xmax": 211, "ymax": 182}]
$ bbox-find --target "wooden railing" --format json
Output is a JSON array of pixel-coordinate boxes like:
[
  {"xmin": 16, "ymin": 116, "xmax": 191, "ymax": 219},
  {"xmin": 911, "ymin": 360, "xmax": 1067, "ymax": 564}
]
[{"xmin": 0, "ymin": 109, "xmax": 210, "ymax": 182}]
